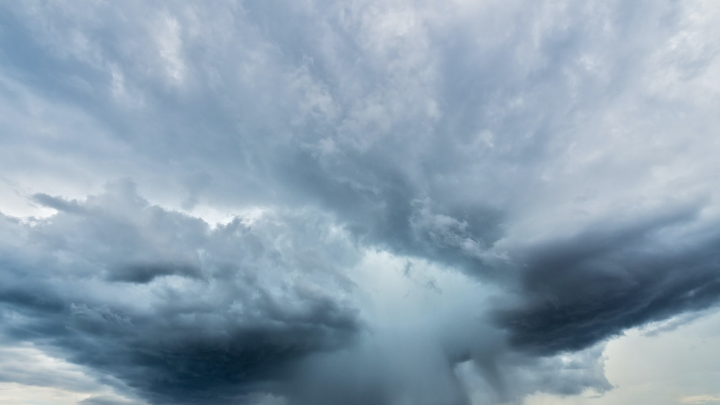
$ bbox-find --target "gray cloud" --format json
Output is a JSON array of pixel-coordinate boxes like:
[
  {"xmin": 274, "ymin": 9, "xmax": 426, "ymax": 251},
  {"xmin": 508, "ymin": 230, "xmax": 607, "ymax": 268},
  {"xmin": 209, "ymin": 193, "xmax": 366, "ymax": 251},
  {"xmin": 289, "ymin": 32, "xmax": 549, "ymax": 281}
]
[
  {"xmin": 79, "ymin": 397, "xmax": 141, "ymax": 405},
  {"xmin": 1, "ymin": 0, "xmax": 720, "ymax": 403},
  {"xmin": 1, "ymin": 181, "xmax": 361, "ymax": 404},
  {"xmin": 496, "ymin": 202, "xmax": 720, "ymax": 355}
]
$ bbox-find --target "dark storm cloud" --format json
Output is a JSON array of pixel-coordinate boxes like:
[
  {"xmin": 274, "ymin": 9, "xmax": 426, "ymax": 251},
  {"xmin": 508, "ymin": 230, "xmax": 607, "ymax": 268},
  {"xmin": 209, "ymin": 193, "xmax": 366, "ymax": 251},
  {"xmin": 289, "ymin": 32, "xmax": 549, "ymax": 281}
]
[
  {"xmin": 0, "ymin": 181, "xmax": 361, "ymax": 404},
  {"xmin": 32, "ymin": 193, "xmax": 88, "ymax": 215},
  {"xmin": 497, "ymin": 204, "xmax": 720, "ymax": 355},
  {"xmin": 279, "ymin": 149, "xmax": 507, "ymax": 278},
  {"xmin": 1, "ymin": 0, "xmax": 720, "ymax": 404},
  {"xmin": 107, "ymin": 263, "xmax": 202, "ymax": 283}
]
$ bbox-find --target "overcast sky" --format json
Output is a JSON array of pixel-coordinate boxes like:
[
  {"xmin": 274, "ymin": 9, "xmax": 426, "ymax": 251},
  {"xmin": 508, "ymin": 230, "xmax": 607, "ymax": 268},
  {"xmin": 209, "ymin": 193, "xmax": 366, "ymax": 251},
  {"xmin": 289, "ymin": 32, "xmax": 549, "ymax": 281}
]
[{"xmin": 1, "ymin": 1, "xmax": 720, "ymax": 404}]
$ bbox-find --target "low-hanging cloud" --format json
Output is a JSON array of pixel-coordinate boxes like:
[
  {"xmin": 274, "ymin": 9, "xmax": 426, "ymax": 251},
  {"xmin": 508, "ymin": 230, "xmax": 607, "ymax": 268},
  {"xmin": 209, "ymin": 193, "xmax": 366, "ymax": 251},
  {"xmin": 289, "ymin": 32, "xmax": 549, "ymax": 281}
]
[{"xmin": 1, "ymin": 181, "xmax": 361, "ymax": 404}]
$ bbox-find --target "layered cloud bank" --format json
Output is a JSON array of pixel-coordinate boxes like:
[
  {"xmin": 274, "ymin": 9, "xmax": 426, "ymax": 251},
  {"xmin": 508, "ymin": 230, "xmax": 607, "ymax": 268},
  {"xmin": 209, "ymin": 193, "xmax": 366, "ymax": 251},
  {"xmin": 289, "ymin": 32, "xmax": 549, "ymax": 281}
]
[{"xmin": 1, "ymin": 0, "xmax": 720, "ymax": 404}]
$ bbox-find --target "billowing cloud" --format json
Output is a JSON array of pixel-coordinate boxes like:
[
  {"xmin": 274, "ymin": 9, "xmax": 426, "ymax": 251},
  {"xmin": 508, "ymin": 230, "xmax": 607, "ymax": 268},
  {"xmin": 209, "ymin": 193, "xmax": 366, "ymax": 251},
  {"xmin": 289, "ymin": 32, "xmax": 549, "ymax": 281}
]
[
  {"xmin": 1, "ymin": 181, "xmax": 360, "ymax": 404},
  {"xmin": 1, "ymin": 0, "xmax": 720, "ymax": 404}
]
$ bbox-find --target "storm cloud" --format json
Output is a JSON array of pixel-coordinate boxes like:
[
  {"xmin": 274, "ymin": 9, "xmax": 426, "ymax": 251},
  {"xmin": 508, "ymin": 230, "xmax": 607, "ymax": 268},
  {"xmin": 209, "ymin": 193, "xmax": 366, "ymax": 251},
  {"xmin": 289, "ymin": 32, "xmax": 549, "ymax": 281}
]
[
  {"xmin": 1, "ymin": 182, "xmax": 361, "ymax": 404},
  {"xmin": 1, "ymin": 0, "xmax": 720, "ymax": 404}
]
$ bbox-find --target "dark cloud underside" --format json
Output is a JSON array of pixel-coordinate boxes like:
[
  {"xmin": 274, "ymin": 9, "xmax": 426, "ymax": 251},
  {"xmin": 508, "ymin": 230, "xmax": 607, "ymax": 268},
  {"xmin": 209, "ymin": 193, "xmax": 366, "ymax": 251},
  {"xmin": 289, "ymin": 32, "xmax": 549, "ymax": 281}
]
[{"xmin": 1, "ymin": 183, "xmax": 360, "ymax": 404}]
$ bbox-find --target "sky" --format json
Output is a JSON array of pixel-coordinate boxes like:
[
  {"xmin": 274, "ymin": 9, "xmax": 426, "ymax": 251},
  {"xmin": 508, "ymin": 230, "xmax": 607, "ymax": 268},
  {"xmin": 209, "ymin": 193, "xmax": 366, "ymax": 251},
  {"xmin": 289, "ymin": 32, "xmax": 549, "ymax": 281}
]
[{"xmin": 0, "ymin": 0, "xmax": 720, "ymax": 404}]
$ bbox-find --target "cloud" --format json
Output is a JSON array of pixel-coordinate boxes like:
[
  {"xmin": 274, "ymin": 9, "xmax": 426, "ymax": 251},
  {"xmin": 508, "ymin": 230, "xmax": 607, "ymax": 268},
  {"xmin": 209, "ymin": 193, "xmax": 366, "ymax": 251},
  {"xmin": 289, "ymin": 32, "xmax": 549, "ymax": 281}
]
[
  {"xmin": 79, "ymin": 397, "xmax": 144, "ymax": 405},
  {"xmin": 1, "ymin": 181, "xmax": 361, "ymax": 404},
  {"xmin": 0, "ymin": 0, "xmax": 720, "ymax": 404},
  {"xmin": 496, "ymin": 202, "xmax": 720, "ymax": 355},
  {"xmin": 680, "ymin": 396, "xmax": 720, "ymax": 405}
]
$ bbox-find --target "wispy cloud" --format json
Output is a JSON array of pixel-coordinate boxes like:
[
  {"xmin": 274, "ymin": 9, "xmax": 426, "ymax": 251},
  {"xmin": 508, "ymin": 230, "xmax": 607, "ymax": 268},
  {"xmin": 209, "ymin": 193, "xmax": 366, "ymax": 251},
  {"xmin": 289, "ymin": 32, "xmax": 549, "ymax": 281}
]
[{"xmin": 680, "ymin": 396, "xmax": 720, "ymax": 404}]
